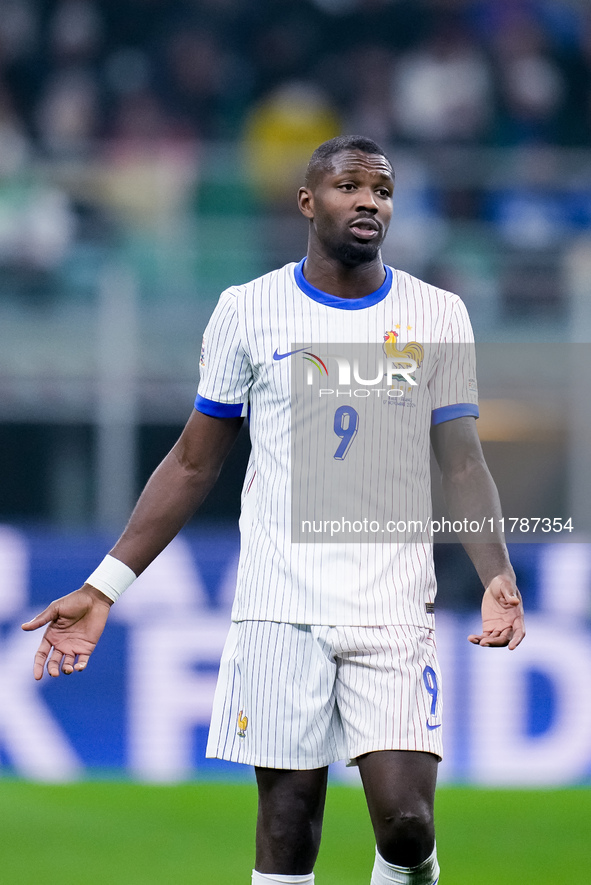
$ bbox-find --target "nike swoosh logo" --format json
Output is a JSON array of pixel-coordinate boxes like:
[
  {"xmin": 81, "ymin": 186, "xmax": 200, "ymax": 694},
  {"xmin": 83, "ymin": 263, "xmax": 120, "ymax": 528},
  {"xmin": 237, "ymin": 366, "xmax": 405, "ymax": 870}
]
[
  {"xmin": 426, "ymin": 722, "xmax": 442, "ymax": 731},
  {"xmin": 273, "ymin": 346, "xmax": 310, "ymax": 361}
]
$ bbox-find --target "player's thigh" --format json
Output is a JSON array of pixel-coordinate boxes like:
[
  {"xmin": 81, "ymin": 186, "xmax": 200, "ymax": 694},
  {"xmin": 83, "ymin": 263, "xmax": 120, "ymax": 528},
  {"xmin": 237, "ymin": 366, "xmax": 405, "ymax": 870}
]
[
  {"xmin": 357, "ymin": 748, "xmax": 438, "ymax": 820},
  {"xmin": 334, "ymin": 625, "xmax": 443, "ymax": 760},
  {"xmin": 255, "ymin": 765, "xmax": 329, "ymax": 823}
]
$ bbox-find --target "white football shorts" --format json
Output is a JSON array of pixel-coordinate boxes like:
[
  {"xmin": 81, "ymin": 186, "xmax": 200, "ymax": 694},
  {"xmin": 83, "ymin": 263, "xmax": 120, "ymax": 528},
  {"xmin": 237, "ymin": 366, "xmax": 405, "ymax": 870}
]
[{"xmin": 206, "ymin": 621, "xmax": 443, "ymax": 769}]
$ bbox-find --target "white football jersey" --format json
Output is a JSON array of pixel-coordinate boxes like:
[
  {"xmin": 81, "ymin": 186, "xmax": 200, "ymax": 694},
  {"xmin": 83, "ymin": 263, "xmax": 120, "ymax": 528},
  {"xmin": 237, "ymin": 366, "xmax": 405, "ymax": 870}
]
[{"xmin": 196, "ymin": 260, "xmax": 478, "ymax": 627}]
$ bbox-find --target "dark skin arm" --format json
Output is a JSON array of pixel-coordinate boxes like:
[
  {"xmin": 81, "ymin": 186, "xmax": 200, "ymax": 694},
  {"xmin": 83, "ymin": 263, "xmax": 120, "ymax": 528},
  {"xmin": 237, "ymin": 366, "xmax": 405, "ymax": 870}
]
[
  {"xmin": 430, "ymin": 416, "xmax": 525, "ymax": 650},
  {"xmin": 22, "ymin": 410, "xmax": 244, "ymax": 679}
]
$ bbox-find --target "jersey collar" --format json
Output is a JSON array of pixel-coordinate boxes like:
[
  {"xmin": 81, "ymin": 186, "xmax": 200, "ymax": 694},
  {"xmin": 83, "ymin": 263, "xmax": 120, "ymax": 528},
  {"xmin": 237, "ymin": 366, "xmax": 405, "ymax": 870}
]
[{"xmin": 294, "ymin": 258, "xmax": 393, "ymax": 310}]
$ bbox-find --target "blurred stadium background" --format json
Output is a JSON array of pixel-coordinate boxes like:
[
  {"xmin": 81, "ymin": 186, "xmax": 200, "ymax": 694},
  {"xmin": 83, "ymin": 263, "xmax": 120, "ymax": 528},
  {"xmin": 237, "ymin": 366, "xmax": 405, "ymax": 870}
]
[{"xmin": 1, "ymin": 0, "xmax": 591, "ymax": 881}]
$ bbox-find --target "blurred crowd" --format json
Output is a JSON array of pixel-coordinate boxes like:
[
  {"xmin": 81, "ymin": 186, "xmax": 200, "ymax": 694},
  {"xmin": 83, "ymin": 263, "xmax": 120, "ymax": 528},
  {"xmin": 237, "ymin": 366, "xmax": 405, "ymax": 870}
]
[
  {"xmin": 0, "ymin": 0, "xmax": 590, "ymax": 166},
  {"xmin": 1, "ymin": 0, "xmax": 590, "ymax": 298}
]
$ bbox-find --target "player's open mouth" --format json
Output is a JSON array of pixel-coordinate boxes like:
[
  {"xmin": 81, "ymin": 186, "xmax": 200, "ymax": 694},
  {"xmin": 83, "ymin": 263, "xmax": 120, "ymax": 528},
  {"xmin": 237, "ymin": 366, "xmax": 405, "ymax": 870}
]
[{"xmin": 349, "ymin": 219, "xmax": 380, "ymax": 240}]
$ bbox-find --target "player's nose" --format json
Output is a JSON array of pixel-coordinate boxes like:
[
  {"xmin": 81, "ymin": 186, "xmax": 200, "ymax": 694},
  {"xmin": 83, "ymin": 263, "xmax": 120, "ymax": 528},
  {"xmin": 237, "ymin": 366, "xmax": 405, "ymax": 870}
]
[{"xmin": 355, "ymin": 187, "xmax": 379, "ymax": 212}]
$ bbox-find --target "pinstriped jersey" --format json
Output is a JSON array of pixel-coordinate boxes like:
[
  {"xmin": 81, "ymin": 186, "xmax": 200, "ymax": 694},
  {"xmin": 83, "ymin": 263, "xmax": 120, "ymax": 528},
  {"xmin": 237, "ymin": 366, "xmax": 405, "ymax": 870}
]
[{"xmin": 196, "ymin": 260, "xmax": 478, "ymax": 627}]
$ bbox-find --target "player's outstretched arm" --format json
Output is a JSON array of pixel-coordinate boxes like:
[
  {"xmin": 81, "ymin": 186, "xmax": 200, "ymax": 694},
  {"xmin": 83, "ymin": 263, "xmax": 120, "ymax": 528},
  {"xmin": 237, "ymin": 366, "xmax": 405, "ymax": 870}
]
[
  {"xmin": 430, "ymin": 415, "xmax": 525, "ymax": 650},
  {"xmin": 22, "ymin": 410, "xmax": 244, "ymax": 678}
]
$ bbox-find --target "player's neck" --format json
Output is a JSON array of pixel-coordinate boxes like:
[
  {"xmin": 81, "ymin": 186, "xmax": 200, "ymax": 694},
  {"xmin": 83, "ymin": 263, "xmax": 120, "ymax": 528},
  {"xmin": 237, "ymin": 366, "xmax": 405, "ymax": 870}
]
[{"xmin": 302, "ymin": 250, "xmax": 387, "ymax": 299}]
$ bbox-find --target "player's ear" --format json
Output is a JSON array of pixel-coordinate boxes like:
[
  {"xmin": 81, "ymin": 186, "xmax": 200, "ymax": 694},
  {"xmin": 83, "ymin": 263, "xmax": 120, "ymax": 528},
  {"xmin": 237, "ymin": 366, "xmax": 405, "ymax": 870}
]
[{"xmin": 298, "ymin": 186, "xmax": 314, "ymax": 219}]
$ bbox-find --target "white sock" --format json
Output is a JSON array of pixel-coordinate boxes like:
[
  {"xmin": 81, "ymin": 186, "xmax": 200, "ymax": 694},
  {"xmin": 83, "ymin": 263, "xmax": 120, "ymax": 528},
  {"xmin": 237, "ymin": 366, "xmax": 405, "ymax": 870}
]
[
  {"xmin": 252, "ymin": 872, "xmax": 314, "ymax": 884},
  {"xmin": 370, "ymin": 845, "xmax": 439, "ymax": 885}
]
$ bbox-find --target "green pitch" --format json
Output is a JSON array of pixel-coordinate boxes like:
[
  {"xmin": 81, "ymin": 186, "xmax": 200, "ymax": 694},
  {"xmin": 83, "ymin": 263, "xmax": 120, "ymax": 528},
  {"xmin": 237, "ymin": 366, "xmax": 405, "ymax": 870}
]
[{"xmin": 1, "ymin": 779, "xmax": 590, "ymax": 883}]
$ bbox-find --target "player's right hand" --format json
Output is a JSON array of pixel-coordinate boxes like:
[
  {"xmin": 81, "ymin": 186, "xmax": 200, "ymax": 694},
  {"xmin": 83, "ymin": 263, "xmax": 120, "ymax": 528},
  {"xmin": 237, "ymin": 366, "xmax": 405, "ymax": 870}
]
[{"xmin": 21, "ymin": 585, "xmax": 113, "ymax": 680}]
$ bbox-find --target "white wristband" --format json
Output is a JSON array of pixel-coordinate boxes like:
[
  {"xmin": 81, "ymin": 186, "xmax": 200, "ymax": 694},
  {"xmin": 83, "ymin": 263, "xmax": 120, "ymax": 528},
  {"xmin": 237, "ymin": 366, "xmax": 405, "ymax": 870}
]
[{"xmin": 85, "ymin": 555, "xmax": 137, "ymax": 602}]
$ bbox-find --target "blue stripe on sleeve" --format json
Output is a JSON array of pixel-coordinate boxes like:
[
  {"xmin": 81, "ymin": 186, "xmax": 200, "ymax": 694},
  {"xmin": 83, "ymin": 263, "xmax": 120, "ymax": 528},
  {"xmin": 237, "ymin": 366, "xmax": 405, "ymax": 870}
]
[
  {"xmin": 194, "ymin": 394, "xmax": 245, "ymax": 418},
  {"xmin": 431, "ymin": 403, "xmax": 479, "ymax": 425}
]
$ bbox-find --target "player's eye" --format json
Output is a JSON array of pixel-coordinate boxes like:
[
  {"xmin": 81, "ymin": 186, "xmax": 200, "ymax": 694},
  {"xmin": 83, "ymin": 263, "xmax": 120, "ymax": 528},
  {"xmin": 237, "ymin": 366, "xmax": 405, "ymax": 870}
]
[{"xmin": 338, "ymin": 182, "xmax": 356, "ymax": 191}]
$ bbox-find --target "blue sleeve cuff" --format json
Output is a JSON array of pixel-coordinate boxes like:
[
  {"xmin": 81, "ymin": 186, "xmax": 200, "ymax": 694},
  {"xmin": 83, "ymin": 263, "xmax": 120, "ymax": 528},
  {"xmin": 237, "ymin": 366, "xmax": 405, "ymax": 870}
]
[
  {"xmin": 431, "ymin": 402, "xmax": 479, "ymax": 425},
  {"xmin": 194, "ymin": 394, "xmax": 245, "ymax": 418}
]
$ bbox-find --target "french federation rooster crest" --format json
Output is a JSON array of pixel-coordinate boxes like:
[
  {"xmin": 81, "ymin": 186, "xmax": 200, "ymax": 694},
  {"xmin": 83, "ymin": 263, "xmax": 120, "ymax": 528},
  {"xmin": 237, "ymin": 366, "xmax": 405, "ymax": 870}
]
[
  {"xmin": 383, "ymin": 330, "xmax": 424, "ymax": 387},
  {"xmin": 237, "ymin": 710, "xmax": 248, "ymax": 738}
]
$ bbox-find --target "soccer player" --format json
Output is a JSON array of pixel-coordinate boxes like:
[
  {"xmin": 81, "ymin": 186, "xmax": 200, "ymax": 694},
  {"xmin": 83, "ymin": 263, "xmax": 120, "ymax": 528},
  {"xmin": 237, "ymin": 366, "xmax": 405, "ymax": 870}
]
[{"xmin": 23, "ymin": 135, "xmax": 525, "ymax": 885}]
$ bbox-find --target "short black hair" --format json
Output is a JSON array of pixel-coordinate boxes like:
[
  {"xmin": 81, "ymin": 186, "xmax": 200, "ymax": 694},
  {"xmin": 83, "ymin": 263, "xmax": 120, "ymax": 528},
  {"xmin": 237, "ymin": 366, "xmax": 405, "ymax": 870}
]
[{"xmin": 305, "ymin": 135, "xmax": 392, "ymax": 187}]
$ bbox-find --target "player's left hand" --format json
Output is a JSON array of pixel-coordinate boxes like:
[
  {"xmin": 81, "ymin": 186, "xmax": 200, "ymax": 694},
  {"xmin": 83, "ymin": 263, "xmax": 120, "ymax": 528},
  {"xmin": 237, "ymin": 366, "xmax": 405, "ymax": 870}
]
[{"xmin": 468, "ymin": 574, "xmax": 525, "ymax": 650}]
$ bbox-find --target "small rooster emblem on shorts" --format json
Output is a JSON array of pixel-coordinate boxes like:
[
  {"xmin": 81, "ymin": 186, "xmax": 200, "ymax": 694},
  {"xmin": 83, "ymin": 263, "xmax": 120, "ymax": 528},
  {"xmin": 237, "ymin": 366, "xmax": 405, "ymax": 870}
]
[{"xmin": 237, "ymin": 710, "xmax": 248, "ymax": 738}]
